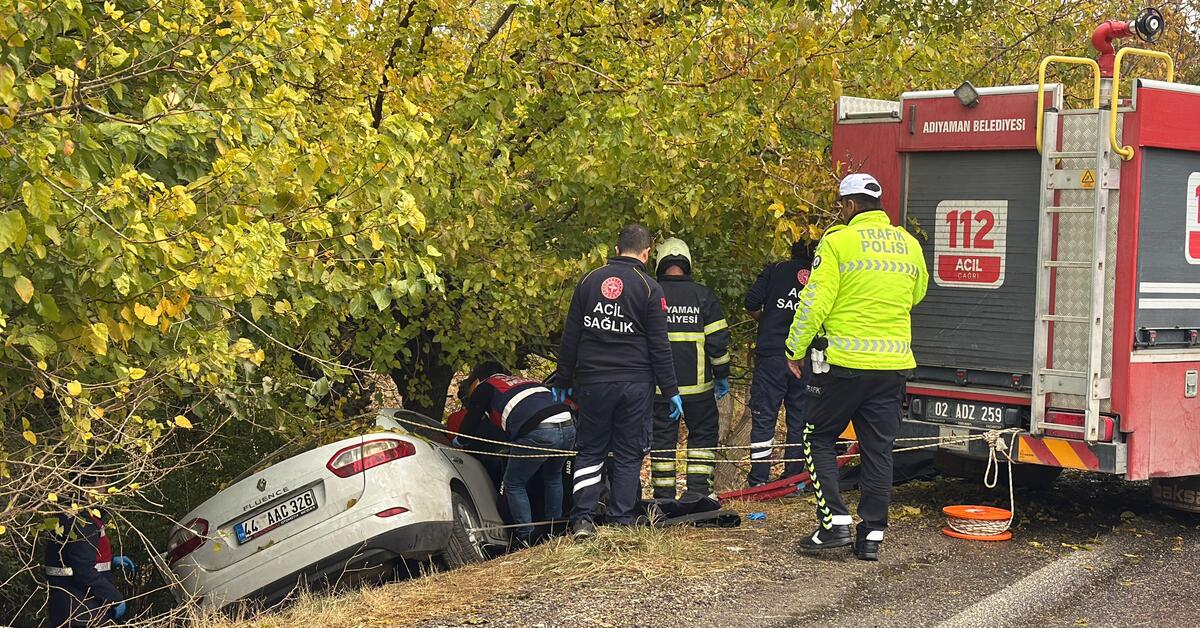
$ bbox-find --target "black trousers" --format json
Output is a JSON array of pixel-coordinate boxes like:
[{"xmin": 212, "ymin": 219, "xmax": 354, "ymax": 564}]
[
  {"xmin": 748, "ymin": 354, "xmax": 809, "ymax": 485},
  {"xmin": 802, "ymin": 367, "xmax": 905, "ymax": 533},
  {"xmin": 570, "ymin": 381, "xmax": 654, "ymax": 524},
  {"xmin": 650, "ymin": 393, "xmax": 720, "ymax": 499}
]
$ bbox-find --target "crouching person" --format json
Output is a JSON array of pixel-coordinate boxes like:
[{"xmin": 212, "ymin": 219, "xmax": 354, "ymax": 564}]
[{"xmin": 459, "ymin": 363, "xmax": 576, "ymax": 546}]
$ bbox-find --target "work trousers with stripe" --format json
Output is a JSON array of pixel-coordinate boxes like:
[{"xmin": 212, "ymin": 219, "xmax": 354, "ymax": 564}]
[
  {"xmin": 748, "ymin": 354, "xmax": 809, "ymax": 485},
  {"xmin": 802, "ymin": 367, "xmax": 905, "ymax": 532},
  {"xmin": 569, "ymin": 381, "xmax": 654, "ymax": 525},
  {"xmin": 649, "ymin": 393, "xmax": 719, "ymax": 499}
]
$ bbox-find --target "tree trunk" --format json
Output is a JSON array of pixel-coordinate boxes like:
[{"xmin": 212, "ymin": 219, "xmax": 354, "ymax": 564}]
[{"xmin": 390, "ymin": 330, "xmax": 457, "ymax": 420}]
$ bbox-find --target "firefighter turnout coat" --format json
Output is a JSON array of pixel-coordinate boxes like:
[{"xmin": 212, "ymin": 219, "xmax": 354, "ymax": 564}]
[
  {"xmin": 785, "ymin": 210, "xmax": 929, "ymax": 370},
  {"xmin": 659, "ymin": 274, "xmax": 730, "ymax": 397}
]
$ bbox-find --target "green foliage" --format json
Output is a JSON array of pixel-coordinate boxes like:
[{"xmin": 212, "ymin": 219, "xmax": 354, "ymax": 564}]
[{"xmin": 1, "ymin": 0, "xmax": 1198, "ymax": 622}]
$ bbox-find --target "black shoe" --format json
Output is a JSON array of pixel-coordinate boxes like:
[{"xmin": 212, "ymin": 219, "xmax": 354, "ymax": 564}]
[
  {"xmin": 854, "ymin": 531, "xmax": 882, "ymax": 561},
  {"xmin": 571, "ymin": 519, "xmax": 597, "ymax": 539},
  {"xmin": 798, "ymin": 525, "xmax": 852, "ymax": 550}
]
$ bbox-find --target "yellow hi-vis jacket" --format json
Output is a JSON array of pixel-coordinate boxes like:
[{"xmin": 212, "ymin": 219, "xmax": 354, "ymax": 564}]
[{"xmin": 785, "ymin": 210, "xmax": 929, "ymax": 370}]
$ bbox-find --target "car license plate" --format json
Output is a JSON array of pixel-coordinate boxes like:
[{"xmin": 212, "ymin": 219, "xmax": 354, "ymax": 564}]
[
  {"xmin": 924, "ymin": 398, "xmax": 1009, "ymax": 428},
  {"xmin": 235, "ymin": 489, "xmax": 317, "ymax": 544}
]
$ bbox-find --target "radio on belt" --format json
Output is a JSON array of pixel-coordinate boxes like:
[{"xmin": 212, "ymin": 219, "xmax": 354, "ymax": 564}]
[{"xmin": 830, "ymin": 7, "xmax": 1200, "ymax": 511}]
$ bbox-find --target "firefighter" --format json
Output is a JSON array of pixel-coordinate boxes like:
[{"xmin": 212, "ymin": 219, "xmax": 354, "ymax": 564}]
[
  {"xmin": 555, "ymin": 224, "xmax": 682, "ymax": 539},
  {"xmin": 648, "ymin": 238, "xmax": 730, "ymax": 500},
  {"xmin": 744, "ymin": 239, "xmax": 817, "ymax": 487},
  {"xmin": 44, "ymin": 477, "xmax": 134, "ymax": 627},
  {"xmin": 458, "ymin": 362, "xmax": 576, "ymax": 546},
  {"xmin": 788, "ymin": 173, "xmax": 928, "ymax": 561}
]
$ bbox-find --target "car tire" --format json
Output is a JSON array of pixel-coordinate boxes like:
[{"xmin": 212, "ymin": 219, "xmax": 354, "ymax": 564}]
[
  {"xmin": 934, "ymin": 450, "xmax": 1063, "ymax": 490},
  {"xmin": 441, "ymin": 490, "xmax": 486, "ymax": 570}
]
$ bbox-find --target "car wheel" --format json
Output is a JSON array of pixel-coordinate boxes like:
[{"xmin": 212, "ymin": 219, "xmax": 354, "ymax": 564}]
[{"xmin": 441, "ymin": 490, "xmax": 487, "ymax": 569}]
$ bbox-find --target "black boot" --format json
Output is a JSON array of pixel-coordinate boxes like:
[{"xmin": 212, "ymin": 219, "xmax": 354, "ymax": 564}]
[
  {"xmin": 854, "ymin": 529, "xmax": 883, "ymax": 561},
  {"xmin": 571, "ymin": 519, "xmax": 597, "ymax": 539},
  {"xmin": 798, "ymin": 524, "xmax": 852, "ymax": 550}
]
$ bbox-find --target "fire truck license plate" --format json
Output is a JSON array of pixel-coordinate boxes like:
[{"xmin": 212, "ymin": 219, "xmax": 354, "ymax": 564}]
[{"xmin": 925, "ymin": 399, "xmax": 1009, "ymax": 428}]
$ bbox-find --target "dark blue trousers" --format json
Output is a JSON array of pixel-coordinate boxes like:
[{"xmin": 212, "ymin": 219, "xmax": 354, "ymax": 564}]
[
  {"xmin": 569, "ymin": 381, "xmax": 654, "ymax": 524},
  {"xmin": 748, "ymin": 354, "xmax": 809, "ymax": 485}
]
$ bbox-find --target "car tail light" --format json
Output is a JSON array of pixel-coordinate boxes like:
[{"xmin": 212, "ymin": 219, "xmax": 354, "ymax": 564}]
[
  {"xmin": 375, "ymin": 507, "xmax": 409, "ymax": 518},
  {"xmin": 167, "ymin": 518, "xmax": 209, "ymax": 566},
  {"xmin": 327, "ymin": 439, "xmax": 415, "ymax": 478}
]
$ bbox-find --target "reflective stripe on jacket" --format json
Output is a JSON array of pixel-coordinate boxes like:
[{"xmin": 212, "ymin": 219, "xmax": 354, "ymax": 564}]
[
  {"xmin": 785, "ymin": 210, "xmax": 929, "ymax": 370},
  {"xmin": 658, "ymin": 274, "xmax": 730, "ymax": 397}
]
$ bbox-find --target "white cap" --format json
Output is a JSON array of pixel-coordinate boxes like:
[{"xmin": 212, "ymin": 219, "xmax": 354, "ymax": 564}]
[{"xmin": 838, "ymin": 173, "xmax": 883, "ymax": 199}]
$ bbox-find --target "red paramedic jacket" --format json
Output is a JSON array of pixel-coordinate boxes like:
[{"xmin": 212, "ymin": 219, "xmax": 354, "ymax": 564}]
[{"xmin": 460, "ymin": 375, "xmax": 572, "ymax": 441}]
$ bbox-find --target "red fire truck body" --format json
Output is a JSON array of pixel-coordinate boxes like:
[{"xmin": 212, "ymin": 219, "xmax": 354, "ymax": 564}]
[{"xmin": 831, "ymin": 34, "xmax": 1200, "ymax": 508}]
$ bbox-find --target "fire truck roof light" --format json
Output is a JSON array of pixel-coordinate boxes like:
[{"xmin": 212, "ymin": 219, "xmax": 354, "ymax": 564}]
[{"xmin": 953, "ymin": 81, "xmax": 980, "ymax": 108}]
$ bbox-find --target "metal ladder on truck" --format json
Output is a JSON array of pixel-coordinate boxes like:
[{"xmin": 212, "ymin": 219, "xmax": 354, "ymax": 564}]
[{"xmin": 1031, "ymin": 57, "xmax": 1111, "ymax": 443}]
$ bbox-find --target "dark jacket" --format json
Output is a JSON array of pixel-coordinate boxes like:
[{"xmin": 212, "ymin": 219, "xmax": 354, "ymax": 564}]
[
  {"xmin": 745, "ymin": 256, "xmax": 813, "ymax": 358},
  {"xmin": 460, "ymin": 375, "xmax": 572, "ymax": 440},
  {"xmin": 557, "ymin": 256, "xmax": 680, "ymax": 398},
  {"xmin": 45, "ymin": 512, "xmax": 123, "ymax": 627},
  {"xmin": 658, "ymin": 274, "xmax": 730, "ymax": 397}
]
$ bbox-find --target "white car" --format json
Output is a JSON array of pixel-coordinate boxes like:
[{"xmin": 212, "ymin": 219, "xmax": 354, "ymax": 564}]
[{"xmin": 159, "ymin": 409, "xmax": 509, "ymax": 611}]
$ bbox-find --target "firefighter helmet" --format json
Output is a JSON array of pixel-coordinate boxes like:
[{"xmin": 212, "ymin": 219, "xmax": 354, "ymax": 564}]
[{"xmin": 655, "ymin": 237, "xmax": 693, "ymax": 275}]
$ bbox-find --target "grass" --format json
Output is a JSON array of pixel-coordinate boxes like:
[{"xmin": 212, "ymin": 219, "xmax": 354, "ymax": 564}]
[{"xmin": 193, "ymin": 523, "xmax": 747, "ymax": 628}]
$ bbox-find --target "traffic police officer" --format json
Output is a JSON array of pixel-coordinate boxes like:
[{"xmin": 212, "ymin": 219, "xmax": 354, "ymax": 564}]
[
  {"xmin": 744, "ymin": 240, "xmax": 816, "ymax": 487},
  {"xmin": 44, "ymin": 480, "xmax": 134, "ymax": 626},
  {"xmin": 648, "ymin": 238, "xmax": 730, "ymax": 500},
  {"xmin": 556, "ymin": 224, "xmax": 683, "ymax": 538},
  {"xmin": 788, "ymin": 173, "xmax": 928, "ymax": 561}
]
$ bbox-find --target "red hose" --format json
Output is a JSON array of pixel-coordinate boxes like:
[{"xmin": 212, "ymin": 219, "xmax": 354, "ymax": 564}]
[{"xmin": 718, "ymin": 442, "xmax": 861, "ymax": 502}]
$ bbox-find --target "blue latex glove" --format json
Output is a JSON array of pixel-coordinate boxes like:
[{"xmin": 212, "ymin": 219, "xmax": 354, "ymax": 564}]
[
  {"xmin": 668, "ymin": 395, "xmax": 684, "ymax": 421},
  {"xmin": 714, "ymin": 378, "xmax": 730, "ymax": 400},
  {"xmin": 113, "ymin": 601, "xmax": 127, "ymax": 620},
  {"xmin": 112, "ymin": 555, "xmax": 136, "ymax": 573},
  {"xmin": 552, "ymin": 386, "xmax": 572, "ymax": 403}
]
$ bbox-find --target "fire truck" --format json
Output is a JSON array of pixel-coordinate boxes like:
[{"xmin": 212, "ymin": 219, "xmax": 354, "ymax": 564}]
[{"xmin": 831, "ymin": 9, "xmax": 1200, "ymax": 511}]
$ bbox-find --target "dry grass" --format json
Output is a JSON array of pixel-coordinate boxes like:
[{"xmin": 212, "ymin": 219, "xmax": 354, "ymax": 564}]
[{"xmin": 193, "ymin": 524, "xmax": 746, "ymax": 628}]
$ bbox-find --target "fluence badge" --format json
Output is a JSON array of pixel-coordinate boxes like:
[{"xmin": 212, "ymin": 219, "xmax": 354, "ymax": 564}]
[
  {"xmin": 256, "ymin": 478, "xmax": 267, "ymax": 492},
  {"xmin": 797, "ymin": 269, "xmax": 811, "ymax": 284},
  {"xmin": 601, "ymin": 276, "xmax": 624, "ymax": 300}
]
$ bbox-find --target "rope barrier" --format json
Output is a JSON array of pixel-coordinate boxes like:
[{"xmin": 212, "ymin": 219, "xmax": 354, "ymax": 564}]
[
  {"xmin": 390, "ymin": 412, "xmax": 1020, "ymax": 464},
  {"xmin": 389, "ymin": 412, "xmax": 984, "ymax": 459}
]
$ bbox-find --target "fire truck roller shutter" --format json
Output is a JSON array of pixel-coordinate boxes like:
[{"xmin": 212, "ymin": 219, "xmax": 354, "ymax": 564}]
[
  {"xmin": 1135, "ymin": 148, "xmax": 1200, "ymax": 335},
  {"xmin": 904, "ymin": 150, "xmax": 1042, "ymax": 378}
]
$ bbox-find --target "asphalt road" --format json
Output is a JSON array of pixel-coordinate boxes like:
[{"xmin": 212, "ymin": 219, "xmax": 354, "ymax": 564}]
[{"xmin": 427, "ymin": 470, "xmax": 1200, "ymax": 628}]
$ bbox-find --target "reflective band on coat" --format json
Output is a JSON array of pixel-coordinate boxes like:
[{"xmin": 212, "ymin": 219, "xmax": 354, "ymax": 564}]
[
  {"xmin": 501, "ymin": 387, "xmax": 551, "ymax": 430},
  {"xmin": 573, "ymin": 475, "xmax": 603, "ymax": 493},
  {"xmin": 827, "ymin": 337, "xmax": 911, "ymax": 354},
  {"xmin": 652, "ymin": 478, "xmax": 676, "ymax": 487},
  {"xmin": 704, "ymin": 319, "xmax": 728, "ymax": 335},
  {"xmin": 574, "ymin": 463, "xmax": 603, "ymax": 478},
  {"xmin": 837, "ymin": 260, "xmax": 921, "ymax": 276},
  {"xmin": 651, "ymin": 462, "xmax": 676, "ymax": 471},
  {"xmin": 45, "ymin": 566, "xmax": 74, "ymax": 577},
  {"xmin": 94, "ymin": 561, "xmax": 111, "ymax": 572},
  {"xmin": 539, "ymin": 411, "xmax": 572, "ymax": 425},
  {"xmin": 710, "ymin": 353, "xmax": 730, "ymax": 366}
]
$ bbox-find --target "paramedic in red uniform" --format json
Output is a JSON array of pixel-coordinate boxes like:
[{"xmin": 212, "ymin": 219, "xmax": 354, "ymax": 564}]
[
  {"xmin": 44, "ymin": 476, "xmax": 135, "ymax": 626},
  {"xmin": 555, "ymin": 224, "xmax": 683, "ymax": 539},
  {"xmin": 459, "ymin": 363, "xmax": 576, "ymax": 546}
]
